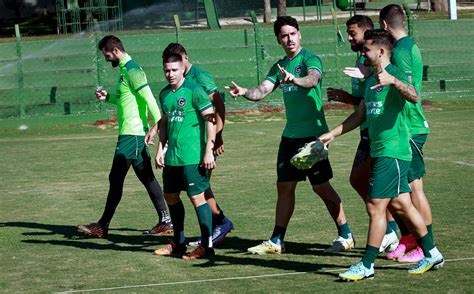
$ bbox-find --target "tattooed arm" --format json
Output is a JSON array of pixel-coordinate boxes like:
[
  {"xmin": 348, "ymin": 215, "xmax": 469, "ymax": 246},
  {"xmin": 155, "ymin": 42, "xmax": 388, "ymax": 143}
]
[{"xmin": 226, "ymin": 80, "xmax": 275, "ymax": 102}]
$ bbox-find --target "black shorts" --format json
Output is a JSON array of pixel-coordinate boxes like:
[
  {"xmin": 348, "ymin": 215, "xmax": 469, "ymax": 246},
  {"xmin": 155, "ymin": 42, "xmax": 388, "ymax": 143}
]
[{"xmin": 277, "ymin": 136, "xmax": 333, "ymax": 185}]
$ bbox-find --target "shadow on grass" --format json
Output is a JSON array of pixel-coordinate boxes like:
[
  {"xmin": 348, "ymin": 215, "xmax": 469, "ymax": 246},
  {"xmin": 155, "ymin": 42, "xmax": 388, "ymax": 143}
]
[{"xmin": 0, "ymin": 221, "xmax": 172, "ymax": 253}]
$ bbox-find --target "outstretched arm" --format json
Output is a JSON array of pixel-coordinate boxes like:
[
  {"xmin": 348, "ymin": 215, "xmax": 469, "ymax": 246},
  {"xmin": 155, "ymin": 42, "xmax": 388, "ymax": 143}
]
[
  {"xmin": 278, "ymin": 64, "xmax": 321, "ymax": 89},
  {"xmin": 226, "ymin": 80, "xmax": 274, "ymax": 101},
  {"xmin": 319, "ymin": 101, "xmax": 366, "ymax": 145},
  {"xmin": 327, "ymin": 87, "xmax": 362, "ymax": 105}
]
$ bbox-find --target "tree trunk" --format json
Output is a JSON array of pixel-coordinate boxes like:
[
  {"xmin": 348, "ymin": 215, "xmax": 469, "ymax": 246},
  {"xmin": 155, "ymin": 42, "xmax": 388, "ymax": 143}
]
[
  {"xmin": 277, "ymin": 0, "xmax": 286, "ymax": 17},
  {"xmin": 263, "ymin": 0, "xmax": 272, "ymax": 23},
  {"xmin": 431, "ymin": 0, "xmax": 448, "ymax": 12}
]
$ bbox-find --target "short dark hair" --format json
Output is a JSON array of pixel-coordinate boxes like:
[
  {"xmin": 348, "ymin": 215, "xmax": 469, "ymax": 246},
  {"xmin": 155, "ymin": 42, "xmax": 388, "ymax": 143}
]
[
  {"xmin": 379, "ymin": 4, "xmax": 405, "ymax": 29},
  {"xmin": 162, "ymin": 52, "xmax": 183, "ymax": 65},
  {"xmin": 364, "ymin": 29, "xmax": 394, "ymax": 51},
  {"xmin": 346, "ymin": 15, "xmax": 374, "ymax": 30},
  {"xmin": 273, "ymin": 16, "xmax": 299, "ymax": 36},
  {"xmin": 162, "ymin": 43, "xmax": 188, "ymax": 59},
  {"xmin": 98, "ymin": 35, "xmax": 125, "ymax": 52}
]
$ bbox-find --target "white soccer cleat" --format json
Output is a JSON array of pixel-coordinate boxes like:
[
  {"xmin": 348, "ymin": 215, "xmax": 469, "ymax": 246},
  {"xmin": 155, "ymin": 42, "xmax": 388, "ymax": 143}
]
[
  {"xmin": 324, "ymin": 236, "xmax": 355, "ymax": 253},
  {"xmin": 379, "ymin": 231, "xmax": 399, "ymax": 253},
  {"xmin": 290, "ymin": 140, "xmax": 329, "ymax": 170}
]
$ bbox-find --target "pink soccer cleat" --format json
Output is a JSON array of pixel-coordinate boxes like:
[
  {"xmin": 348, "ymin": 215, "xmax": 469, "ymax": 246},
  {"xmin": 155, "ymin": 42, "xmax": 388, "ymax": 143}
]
[{"xmin": 398, "ymin": 246, "xmax": 425, "ymax": 263}]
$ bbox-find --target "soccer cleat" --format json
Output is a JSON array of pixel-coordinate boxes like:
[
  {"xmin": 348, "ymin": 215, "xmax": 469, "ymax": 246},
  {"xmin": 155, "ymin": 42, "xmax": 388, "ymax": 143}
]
[
  {"xmin": 339, "ymin": 262, "xmax": 375, "ymax": 282},
  {"xmin": 324, "ymin": 236, "xmax": 355, "ymax": 253},
  {"xmin": 398, "ymin": 247, "xmax": 425, "ymax": 263},
  {"xmin": 379, "ymin": 231, "xmax": 399, "ymax": 253},
  {"xmin": 188, "ymin": 217, "xmax": 234, "ymax": 247},
  {"xmin": 290, "ymin": 139, "xmax": 329, "ymax": 170},
  {"xmin": 182, "ymin": 245, "xmax": 215, "ymax": 260},
  {"xmin": 153, "ymin": 241, "xmax": 187, "ymax": 256},
  {"xmin": 387, "ymin": 235, "xmax": 418, "ymax": 260},
  {"xmin": 408, "ymin": 250, "xmax": 444, "ymax": 275},
  {"xmin": 248, "ymin": 240, "xmax": 285, "ymax": 255},
  {"xmin": 77, "ymin": 223, "xmax": 107, "ymax": 238},
  {"xmin": 144, "ymin": 222, "xmax": 174, "ymax": 235}
]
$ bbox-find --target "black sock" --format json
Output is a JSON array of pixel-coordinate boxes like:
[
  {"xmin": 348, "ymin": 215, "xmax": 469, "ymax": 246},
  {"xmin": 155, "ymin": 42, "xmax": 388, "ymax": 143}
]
[
  {"xmin": 98, "ymin": 156, "xmax": 131, "ymax": 229},
  {"xmin": 213, "ymin": 210, "xmax": 225, "ymax": 225}
]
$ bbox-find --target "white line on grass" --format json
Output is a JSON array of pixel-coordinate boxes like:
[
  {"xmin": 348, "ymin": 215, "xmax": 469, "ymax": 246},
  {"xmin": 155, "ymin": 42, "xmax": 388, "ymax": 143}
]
[
  {"xmin": 54, "ymin": 257, "xmax": 474, "ymax": 293},
  {"xmin": 424, "ymin": 157, "xmax": 474, "ymax": 167}
]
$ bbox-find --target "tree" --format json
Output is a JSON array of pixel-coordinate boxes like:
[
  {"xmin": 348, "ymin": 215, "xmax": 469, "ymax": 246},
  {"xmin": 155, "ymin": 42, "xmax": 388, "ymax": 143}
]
[
  {"xmin": 263, "ymin": 0, "xmax": 272, "ymax": 23},
  {"xmin": 277, "ymin": 0, "xmax": 286, "ymax": 17}
]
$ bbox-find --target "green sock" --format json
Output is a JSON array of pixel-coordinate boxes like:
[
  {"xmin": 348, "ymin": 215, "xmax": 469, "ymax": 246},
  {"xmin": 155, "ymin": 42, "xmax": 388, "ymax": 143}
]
[
  {"xmin": 195, "ymin": 203, "xmax": 213, "ymax": 248},
  {"xmin": 338, "ymin": 223, "xmax": 351, "ymax": 239},
  {"xmin": 417, "ymin": 233, "xmax": 435, "ymax": 258},
  {"xmin": 361, "ymin": 245, "xmax": 379, "ymax": 268},
  {"xmin": 427, "ymin": 224, "xmax": 433, "ymax": 243}
]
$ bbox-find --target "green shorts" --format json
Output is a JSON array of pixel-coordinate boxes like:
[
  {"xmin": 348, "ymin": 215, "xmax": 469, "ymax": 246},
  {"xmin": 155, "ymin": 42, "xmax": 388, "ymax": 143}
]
[
  {"xmin": 162, "ymin": 164, "xmax": 210, "ymax": 197},
  {"xmin": 277, "ymin": 136, "xmax": 333, "ymax": 185},
  {"xmin": 408, "ymin": 134, "xmax": 427, "ymax": 182},
  {"xmin": 368, "ymin": 157, "xmax": 411, "ymax": 199},
  {"xmin": 114, "ymin": 135, "xmax": 150, "ymax": 167}
]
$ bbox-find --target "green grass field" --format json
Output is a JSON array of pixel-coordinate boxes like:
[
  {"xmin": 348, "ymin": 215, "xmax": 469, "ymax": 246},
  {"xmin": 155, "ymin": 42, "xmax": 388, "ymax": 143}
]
[{"xmin": 0, "ymin": 100, "xmax": 473, "ymax": 293}]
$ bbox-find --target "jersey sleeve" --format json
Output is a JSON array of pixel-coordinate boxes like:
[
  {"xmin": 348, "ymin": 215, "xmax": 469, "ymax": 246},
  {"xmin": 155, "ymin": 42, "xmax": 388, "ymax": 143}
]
[
  {"xmin": 128, "ymin": 68, "xmax": 161, "ymax": 123},
  {"xmin": 192, "ymin": 86, "xmax": 213, "ymax": 113},
  {"xmin": 264, "ymin": 62, "xmax": 280, "ymax": 86},
  {"xmin": 304, "ymin": 54, "xmax": 323, "ymax": 75},
  {"xmin": 196, "ymin": 71, "xmax": 218, "ymax": 95},
  {"xmin": 392, "ymin": 47, "xmax": 413, "ymax": 81}
]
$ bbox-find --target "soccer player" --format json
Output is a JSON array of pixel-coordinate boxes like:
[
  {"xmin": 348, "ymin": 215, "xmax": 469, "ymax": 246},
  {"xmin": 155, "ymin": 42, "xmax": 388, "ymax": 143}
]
[
  {"xmin": 227, "ymin": 16, "xmax": 354, "ymax": 254},
  {"xmin": 380, "ymin": 4, "xmax": 435, "ymax": 263},
  {"xmin": 152, "ymin": 52, "xmax": 217, "ymax": 260},
  {"xmin": 319, "ymin": 29, "xmax": 443, "ymax": 281},
  {"xmin": 327, "ymin": 15, "xmax": 399, "ymax": 253},
  {"xmin": 147, "ymin": 43, "xmax": 233, "ymax": 247},
  {"xmin": 77, "ymin": 35, "xmax": 173, "ymax": 238}
]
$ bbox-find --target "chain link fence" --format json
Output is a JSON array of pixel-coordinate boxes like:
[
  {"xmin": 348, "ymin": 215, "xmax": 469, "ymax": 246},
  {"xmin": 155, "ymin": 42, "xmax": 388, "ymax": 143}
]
[{"xmin": 0, "ymin": 12, "xmax": 473, "ymax": 119}]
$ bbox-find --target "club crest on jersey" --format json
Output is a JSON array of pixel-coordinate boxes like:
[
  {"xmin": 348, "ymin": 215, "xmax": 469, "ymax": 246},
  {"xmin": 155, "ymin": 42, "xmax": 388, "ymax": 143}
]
[
  {"xmin": 177, "ymin": 97, "xmax": 187, "ymax": 107},
  {"xmin": 375, "ymin": 86, "xmax": 384, "ymax": 93},
  {"xmin": 295, "ymin": 65, "xmax": 302, "ymax": 74}
]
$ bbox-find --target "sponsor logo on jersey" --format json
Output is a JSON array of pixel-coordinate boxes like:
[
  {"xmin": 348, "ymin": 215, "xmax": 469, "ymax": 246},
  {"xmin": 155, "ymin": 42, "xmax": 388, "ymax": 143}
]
[{"xmin": 177, "ymin": 97, "xmax": 187, "ymax": 107}]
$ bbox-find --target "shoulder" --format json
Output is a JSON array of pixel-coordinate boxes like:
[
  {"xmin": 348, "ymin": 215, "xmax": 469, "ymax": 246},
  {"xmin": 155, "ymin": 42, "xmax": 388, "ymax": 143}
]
[
  {"xmin": 124, "ymin": 59, "xmax": 142, "ymax": 72},
  {"xmin": 159, "ymin": 85, "xmax": 172, "ymax": 98},
  {"xmin": 301, "ymin": 48, "xmax": 322, "ymax": 71}
]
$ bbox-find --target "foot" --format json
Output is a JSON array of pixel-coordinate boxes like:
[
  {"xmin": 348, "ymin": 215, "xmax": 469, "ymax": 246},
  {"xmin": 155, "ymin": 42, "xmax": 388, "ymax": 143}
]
[
  {"xmin": 386, "ymin": 235, "xmax": 417, "ymax": 260},
  {"xmin": 324, "ymin": 236, "xmax": 355, "ymax": 253},
  {"xmin": 182, "ymin": 245, "xmax": 215, "ymax": 260},
  {"xmin": 408, "ymin": 250, "xmax": 444, "ymax": 274},
  {"xmin": 188, "ymin": 217, "xmax": 234, "ymax": 247},
  {"xmin": 398, "ymin": 246, "xmax": 425, "ymax": 263},
  {"xmin": 77, "ymin": 223, "xmax": 107, "ymax": 238},
  {"xmin": 339, "ymin": 262, "xmax": 375, "ymax": 281},
  {"xmin": 248, "ymin": 240, "xmax": 285, "ymax": 255},
  {"xmin": 379, "ymin": 231, "xmax": 399, "ymax": 253},
  {"xmin": 144, "ymin": 222, "xmax": 174, "ymax": 235},
  {"xmin": 153, "ymin": 241, "xmax": 187, "ymax": 256}
]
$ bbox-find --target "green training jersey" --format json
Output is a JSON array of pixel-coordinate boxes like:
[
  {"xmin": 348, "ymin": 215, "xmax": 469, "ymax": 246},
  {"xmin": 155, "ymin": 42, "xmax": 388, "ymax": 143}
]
[
  {"xmin": 352, "ymin": 53, "xmax": 369, "ymax": 132},
  {"xmin": 364, "ymin": 64, "xmax": 412, "ymax": 161},
  {"xmin": 107, "ymin": 53, "xmax": 161, "ymax": 136},
  {"xmin": 159, "ymin": 78, "xmax": 213, "ymax": 166},
  {"xmin": 185, "ymin": 65, "xmax": 218, "ymax": 95},
  {"xmin": 392, "ymin": 36, "xmax": 429, "ymax": 135},
  {"xmin": 265, "ymin": 48, "xmax": 328, "ymax": 138}
]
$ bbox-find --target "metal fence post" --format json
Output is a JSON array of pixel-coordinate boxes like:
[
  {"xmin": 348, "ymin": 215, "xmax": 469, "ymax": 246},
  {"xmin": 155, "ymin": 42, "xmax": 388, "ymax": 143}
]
[
  {"xmin": 94, "ymin": 20, "xmax": 104, "ymax": 112},
  {"xmin": 250, "ymin": 11, "xmax": 264, "ymax": 85},
  {"xmin": 174, "ymin": 14, "xmax": 181, "ymax": 43},
  {"xmin": 15, "ymin": 24, "xmax": 25, "ymax": 118}
]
